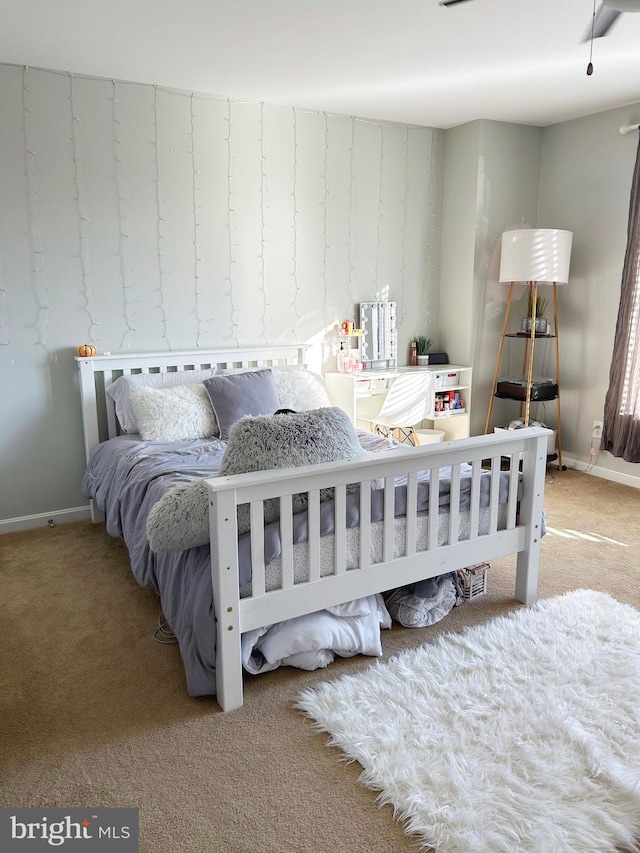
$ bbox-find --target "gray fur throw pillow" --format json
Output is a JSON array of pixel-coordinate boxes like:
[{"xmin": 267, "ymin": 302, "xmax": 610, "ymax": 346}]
[
  {"xmin": 219, "ymin": 406, "xmax": 367, "ymax": 534},
  {"xmin": 147, "ymin": 479, "xmax": 211, "ymax": 553},
  {"xmin": 146, "ymin": 406, "xmax": 366, "ymax": 552}
]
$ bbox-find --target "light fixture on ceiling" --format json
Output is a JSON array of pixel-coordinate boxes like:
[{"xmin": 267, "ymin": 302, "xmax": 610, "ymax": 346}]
[
  {"xmin": 440, "ymin": 0, "xmax": 640, "ymax": 40},
  {"xmin": 581, "ymin": 0, "xmax": 640, "ymax": 75},
  {"xmin": 582, "ymin": 0, "xmax": 640, "ymax": 40},
  {"xmin": 439, "ymin": 0, "xmax": 640, "ymax": 77},
  {"xmin": 580, "ymin": 0, "xmax": 640, "ymax": 48}
]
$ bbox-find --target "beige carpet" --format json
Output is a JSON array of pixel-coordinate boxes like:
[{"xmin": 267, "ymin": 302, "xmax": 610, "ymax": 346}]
[{"xmin": 1, "ymin": 469, "xmax": 639, "ymax": 853}]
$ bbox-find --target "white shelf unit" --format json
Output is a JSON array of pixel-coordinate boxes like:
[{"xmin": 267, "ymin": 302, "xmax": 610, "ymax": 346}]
[
  {"xmin": 419, "ymin": 365, "xmax": 472, "ymax": 441},
  {"xmin": 324, "ymin": 364, "xmax": 472, "ymax": 442}
]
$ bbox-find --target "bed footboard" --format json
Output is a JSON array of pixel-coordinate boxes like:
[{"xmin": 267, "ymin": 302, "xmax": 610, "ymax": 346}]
[{"xmin": 206, "ymin": 427, "xmax": 550, "ymax": 711}]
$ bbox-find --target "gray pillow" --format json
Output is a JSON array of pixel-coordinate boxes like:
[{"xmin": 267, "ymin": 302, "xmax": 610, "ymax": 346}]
[
  {"xmin": 203, "ymin": 369, "xmax": 280, "ymax": 441},
  {"xmin": 219, "ymin": 406, "xmax": 367, "ymax": 534},
  {"xmin": 147, "ymin": 480, "xmax": 210, "ymax": 553},
  {"xmin": 146, "ymin": 407, "xmax": 370, "ymax": 551}
]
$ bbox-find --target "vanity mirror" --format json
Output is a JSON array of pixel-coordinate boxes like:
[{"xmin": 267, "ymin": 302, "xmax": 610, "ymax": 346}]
[{"xmin": 359, "ymin": 301, "xmax": 397, "ymax": 370}]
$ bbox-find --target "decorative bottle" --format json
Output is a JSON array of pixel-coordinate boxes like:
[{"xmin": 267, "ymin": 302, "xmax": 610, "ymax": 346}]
[
  {"xmin": 409, "ymin": 341, "xmax": 418, "ymax": 366},
  {"xmin": 337, "ymin": 341, "xmax": 347, "ymax": 373}
]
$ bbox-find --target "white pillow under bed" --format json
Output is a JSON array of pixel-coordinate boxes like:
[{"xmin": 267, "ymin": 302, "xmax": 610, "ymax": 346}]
[
  {"xmin": 129, "ymin": 384, "xmax": 219, "ymax": 442},
  {"xmin": 107, "ymin": 368, "xmax": 217, "ymax": 433}
]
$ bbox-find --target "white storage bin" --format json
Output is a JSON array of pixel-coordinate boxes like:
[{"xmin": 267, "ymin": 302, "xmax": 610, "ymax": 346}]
[
  {"xmin": 434, "ymin": 371, "xmax": 459, "ymax": 388},
  {"xmin": 415, "ymin": 428, "xmax": 445, "ymax": 445}
]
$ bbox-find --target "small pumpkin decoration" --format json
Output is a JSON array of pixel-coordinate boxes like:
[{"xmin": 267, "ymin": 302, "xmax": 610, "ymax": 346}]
[{"xmin": 77, "ymin": 344, "xmax": 97, "ymax": 357}]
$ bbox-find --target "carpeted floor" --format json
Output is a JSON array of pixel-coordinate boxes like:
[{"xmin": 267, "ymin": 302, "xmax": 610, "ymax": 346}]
[{"xmin": 1, "ymin": 468, "xmax": 639, "ymax": 852}]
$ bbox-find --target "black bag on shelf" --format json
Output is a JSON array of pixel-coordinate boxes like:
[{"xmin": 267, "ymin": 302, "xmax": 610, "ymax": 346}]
[{"xmin": 495, "ymin": 378, "xmax": 558, "ymax": 401}]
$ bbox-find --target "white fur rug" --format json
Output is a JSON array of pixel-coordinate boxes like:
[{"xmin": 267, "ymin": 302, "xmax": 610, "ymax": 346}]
[{"xmin": 297, "ymin": 590, "xmax": 640, "ymax": 853}]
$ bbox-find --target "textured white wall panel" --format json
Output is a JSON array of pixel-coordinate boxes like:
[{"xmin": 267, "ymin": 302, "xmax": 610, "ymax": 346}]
[{"xmin": 0, "ymin": 64, "xmax": 441, "ymax": 520}]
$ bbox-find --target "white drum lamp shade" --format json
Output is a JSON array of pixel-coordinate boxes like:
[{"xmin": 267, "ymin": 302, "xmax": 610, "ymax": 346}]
[{"xmin": 499, "ymin": 229, "xmax": 573, "ymax": 284}]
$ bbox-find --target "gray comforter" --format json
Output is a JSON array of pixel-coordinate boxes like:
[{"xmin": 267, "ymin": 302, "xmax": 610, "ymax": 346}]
[{"xmin": 82, "ymin": 434, "xmax": 520, "ymax": 696}]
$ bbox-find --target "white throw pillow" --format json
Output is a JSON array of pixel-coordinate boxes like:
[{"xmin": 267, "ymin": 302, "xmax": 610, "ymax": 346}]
[
  {"xmin": 273, "ymin": 367, "xmax": 332, "ymax": 411},
  {"xmin": 129, "ymin": 384, "xmax": 219, "ymax": 442},
  {"xmin": 107, "ymin": 368, "xmax": 217, "ymax": 433}
]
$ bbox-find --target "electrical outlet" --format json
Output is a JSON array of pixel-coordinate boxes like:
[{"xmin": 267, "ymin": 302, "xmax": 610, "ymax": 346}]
[{"xmin": 592, "ymin": 420, "xmax": 603, "ymax": 440}]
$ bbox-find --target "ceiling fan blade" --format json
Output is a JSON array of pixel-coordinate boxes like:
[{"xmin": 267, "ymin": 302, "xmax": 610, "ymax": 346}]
[
  {"xmin": 580, "ymin": 4, "xmax": 622, "ymax": 41},
  {"xmin": 604, "ymin": 1, "xmax": 640, "ymax": 11},
  {"xmin": 439, "ymin": 0, "xmax": 476, "ymax": 6}
]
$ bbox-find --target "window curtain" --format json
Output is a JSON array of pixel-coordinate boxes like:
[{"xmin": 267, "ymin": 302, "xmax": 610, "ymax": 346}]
[{"xmin": 602, "ymin": 131, "xmax": 640, "ymax": 462}]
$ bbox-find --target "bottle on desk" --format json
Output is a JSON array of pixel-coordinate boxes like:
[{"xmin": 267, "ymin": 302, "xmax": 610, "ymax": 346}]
[
  {"xmin": 409, "ymin": 341, "xmax": 418, "ymax": 366},
  {"xmin": 337, "ymin": 341, "xmax": 348, "ymax": 373}
]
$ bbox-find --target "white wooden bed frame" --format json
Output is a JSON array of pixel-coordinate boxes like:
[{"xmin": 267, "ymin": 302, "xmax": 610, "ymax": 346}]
[{"xmin": 77, "ymin": 345, "xmax": 550, "ymax": 712}]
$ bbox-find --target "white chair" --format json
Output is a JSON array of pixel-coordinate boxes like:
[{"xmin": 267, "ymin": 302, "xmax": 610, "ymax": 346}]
[{"xmin": 367, "ymin": 372, "xmax": 432, "ymax": 445}]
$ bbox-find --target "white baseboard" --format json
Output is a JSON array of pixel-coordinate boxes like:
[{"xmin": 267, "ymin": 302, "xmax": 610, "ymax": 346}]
[
  {"xmin": 562, "ymin": 455, "xmax": 640, "ymax": 490},
  {"xmin": 2, "ymin": 458, "xmax": 638, "ymax": 534},
  {"xmin": 0, "ymin": 505, "xmax": 92, "ymax": 534}
]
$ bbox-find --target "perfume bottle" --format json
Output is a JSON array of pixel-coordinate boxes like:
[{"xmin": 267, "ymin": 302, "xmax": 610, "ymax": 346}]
[{"xmin": 337, "ymin": 341, "xmax": 348, "ymax": 373}]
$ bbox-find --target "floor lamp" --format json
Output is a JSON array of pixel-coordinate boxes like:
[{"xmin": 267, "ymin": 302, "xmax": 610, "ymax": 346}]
[{"xmin": 485, "ymin": 228, "xmax": 573, "ymax": 469}]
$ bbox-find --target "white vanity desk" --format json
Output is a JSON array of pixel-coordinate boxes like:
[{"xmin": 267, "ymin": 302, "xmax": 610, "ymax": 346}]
[{"xmin": 324, "ymin": 364, "xmax": 472, "ymax": 441}]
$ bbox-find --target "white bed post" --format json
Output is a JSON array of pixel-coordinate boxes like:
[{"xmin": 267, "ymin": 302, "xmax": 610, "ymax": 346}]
[
  {"xmin": 77, "ymin": 357, "xmax": 105, "ymax": 524},
  {"xmin": 514, "ymin": 433, "xmax": 548, "ymax": 604},
  {"xmin": 208, "ymin": 484, "xmax": 244, "ymax": 712}
]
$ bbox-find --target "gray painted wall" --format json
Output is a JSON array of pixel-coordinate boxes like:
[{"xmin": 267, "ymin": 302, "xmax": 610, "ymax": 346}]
[
  {"xmin": 441, "ymin": 106, "xmax": 640, "ymax": 485},
  {"xmin": 0, "ymin": 64, "xmax": 442, "ymax": 525},
  {"xmin": 2, "ymin": 57, "xmax": 638, "ymax": 527},
  {"xmin": 439, "ymin": 121, "xmax": 481, "ymax": 368},
  {"xmin": 440, "ymin": 120, "xmax": 542, "ymax": 437},
  {"xmin": 538, "ymin": 102, "xmax": 640, "ymax": 481}
]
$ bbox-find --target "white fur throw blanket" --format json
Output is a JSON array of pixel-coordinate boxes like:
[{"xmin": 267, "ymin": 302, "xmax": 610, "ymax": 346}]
[{"xmin": 147, "ymin": 407, "xmax": 367, "ymax": 553}]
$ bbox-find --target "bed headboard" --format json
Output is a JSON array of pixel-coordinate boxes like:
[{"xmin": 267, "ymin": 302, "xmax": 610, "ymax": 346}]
[{"xmin": 76, "ymin": 345, "xmax": 310, "ymax": 465}]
